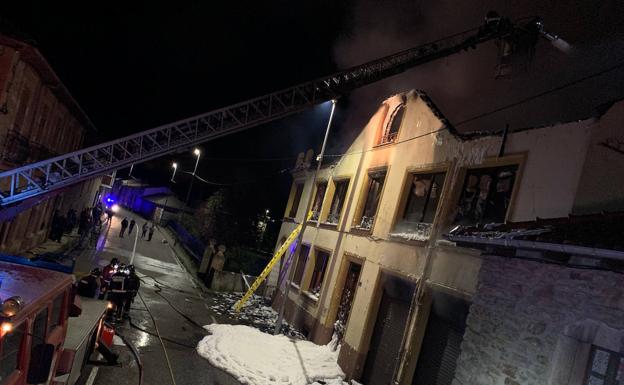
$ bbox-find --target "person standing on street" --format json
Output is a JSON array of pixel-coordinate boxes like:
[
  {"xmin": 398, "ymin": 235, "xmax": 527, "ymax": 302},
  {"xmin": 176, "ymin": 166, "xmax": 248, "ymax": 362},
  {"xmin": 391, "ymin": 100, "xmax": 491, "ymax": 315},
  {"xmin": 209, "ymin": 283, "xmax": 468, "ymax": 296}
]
[
  {"xmin": 120, "ymin": 217, "xmax": 129, "ymax": 237},
  {"xmin": 141, "ymin": 222, "xmax": 149, "ymax": 239},
  {"xmin": 123, "ymin": 265, "xmax": 140, "ymax": 318},
  {"xmin": 147, "ymin": 223, "xmax": 155, "ymax": 241},
  {"xmin": 128, "ymin": 218, "xmax": 136, "ymax": 235}
]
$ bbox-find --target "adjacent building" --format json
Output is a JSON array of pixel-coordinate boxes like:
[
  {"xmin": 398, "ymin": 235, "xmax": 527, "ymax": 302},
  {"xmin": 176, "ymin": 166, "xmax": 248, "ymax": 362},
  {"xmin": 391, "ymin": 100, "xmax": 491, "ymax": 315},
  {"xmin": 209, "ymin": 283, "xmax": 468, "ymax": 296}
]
[
  {"xmin": 0, "ymin": 34, "xmax": 101, "ymax": 254},
  {"xmin": 270, "ymin": 89, "xmax": 624, "ymax": 384}
]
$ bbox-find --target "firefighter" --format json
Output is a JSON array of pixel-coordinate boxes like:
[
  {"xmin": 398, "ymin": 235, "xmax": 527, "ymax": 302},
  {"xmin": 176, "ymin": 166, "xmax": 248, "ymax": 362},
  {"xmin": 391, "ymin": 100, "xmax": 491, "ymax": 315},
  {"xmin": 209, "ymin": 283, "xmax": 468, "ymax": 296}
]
[
  {"xmin": 123, "ymin": 265, "xmax": 140, "ymax": 318},
  {"xmin": 77, "ymin": 268, "xmax": 102, "ymax": 298},
  {"xmin": 100, "ymin": 258, "xmax": 119, "ymax": 298},
  {"xmin": 108, "ymin": 264, "xmax": 128, "ymax": 321}
]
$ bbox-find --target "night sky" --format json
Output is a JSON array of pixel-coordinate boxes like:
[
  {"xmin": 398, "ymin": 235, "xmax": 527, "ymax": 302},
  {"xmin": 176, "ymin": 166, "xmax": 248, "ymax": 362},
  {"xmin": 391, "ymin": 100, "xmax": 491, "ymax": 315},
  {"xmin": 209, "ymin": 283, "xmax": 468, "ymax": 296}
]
[{"xmin": 1, "ymin": 0, "xmax": 623, "ymax": 215}]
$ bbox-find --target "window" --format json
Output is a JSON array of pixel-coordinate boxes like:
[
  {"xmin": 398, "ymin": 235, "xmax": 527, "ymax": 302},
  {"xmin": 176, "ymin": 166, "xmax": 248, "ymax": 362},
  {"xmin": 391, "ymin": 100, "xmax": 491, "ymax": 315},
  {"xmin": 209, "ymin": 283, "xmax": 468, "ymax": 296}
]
[
  {"xmin": 308, "ymin": 250, "xmax": 330, "ymax": 296},
  {"xmin": 32, "ymin": 308, "xmax": 47, "ymax": 350},
  {"xmin": 378, "ymin": 101, "xmax": 405, "ymax": 145},
  {"xmin": 355, "ymin": 170, "xmax": 386, "ymax": 230},
  {"xmin": 584, "ymin": 346, "xmax": 624, "ymax": 385},
  {"xmin": 310, "ymin": 182, "xmax": 327, "ymax": 221},
  {"xmin": 288, "ymin": 183, "xmax": 304, "ymax": 218},
  {"xmin": 49, "ymin": 293, "xmax": 65, "ymax": 331},
  {"xmin": 0, "ymin": 322, "xmax": 24, "ymax": 382},
  {"xmin": 391, "ymin": 171, "xmax": 446, "ymax": 241},
  {"xmin": 454, "ymin": 164, "xmax": 518, "ymax": 225},
  {"xmin": 326, "ymin": 180, "xmax": 349, "ymax": 225},
  {"xmin": 293, "ymin": 244, "xmax": 310, "ymax": 286}
]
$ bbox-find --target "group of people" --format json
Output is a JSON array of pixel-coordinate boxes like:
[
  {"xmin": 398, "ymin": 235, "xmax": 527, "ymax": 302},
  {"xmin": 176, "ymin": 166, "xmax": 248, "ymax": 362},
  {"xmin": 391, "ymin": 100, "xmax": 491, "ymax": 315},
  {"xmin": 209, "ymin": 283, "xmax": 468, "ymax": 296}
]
[
  {"xmin": 50, "ymin": 203, "xmax": 111, "ymax": 247},
  {"xmin": 197, "ymin": 240, "xmax": 227, "ymax": 288},
  {"xmin": 76, "ymin": 257, "xmax": 141, "ymax": 322},
  {"xmin": 119, "ymin": 218, "xmax": 156, "ymax": 241},
  {"xmin": 49, "ymin": 208, "xmax": 79, "ymax": 242}
]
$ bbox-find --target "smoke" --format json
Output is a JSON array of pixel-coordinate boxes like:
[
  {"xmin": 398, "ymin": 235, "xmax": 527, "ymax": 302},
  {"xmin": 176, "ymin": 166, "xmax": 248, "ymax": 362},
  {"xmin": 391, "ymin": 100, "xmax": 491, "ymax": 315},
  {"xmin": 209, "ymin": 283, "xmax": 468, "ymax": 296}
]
[{"xmin": 329, "ymin": 0, "xmax": 624, "ymax": 144}]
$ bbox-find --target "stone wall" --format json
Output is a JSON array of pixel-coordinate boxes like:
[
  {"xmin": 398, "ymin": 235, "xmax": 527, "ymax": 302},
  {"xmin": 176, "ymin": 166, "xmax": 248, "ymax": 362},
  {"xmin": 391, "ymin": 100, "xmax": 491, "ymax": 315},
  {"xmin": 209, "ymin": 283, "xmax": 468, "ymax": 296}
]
[{"xmin": 453, "ymin": 255, "xmax": 624, "ymax": 385}]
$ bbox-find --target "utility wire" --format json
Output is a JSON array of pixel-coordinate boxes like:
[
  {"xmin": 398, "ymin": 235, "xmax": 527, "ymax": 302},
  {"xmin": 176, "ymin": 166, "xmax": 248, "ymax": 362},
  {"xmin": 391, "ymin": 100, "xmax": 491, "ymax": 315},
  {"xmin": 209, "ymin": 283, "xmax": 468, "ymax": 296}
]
[{"xmin": 179, "ymin": 168, "xmax": 289, "ymax": 186}]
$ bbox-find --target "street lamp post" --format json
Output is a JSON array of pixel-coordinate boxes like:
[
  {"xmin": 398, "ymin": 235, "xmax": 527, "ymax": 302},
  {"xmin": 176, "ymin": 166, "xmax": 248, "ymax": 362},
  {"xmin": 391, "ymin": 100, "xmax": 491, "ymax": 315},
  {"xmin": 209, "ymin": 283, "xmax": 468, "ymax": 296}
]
[{"xmin": 185, "ymin": 148, "xmax": 201, "ymax": 204}]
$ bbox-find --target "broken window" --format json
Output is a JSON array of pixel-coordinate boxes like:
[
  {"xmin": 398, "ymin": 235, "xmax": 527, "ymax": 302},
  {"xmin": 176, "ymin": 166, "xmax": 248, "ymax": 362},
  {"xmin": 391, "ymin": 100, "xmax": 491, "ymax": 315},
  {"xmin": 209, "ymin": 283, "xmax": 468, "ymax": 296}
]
[
  {"xmin": 326, "ymin": 180, "xmax": 349, "ymax": 225},
  {"xmin": 454, "ymin": 165, "xmax": 518, "ymax": 225},
  {"xmin": 287, "ymin": 182, "xmax": 304, "ymax": 218},
  {"xmin": 355, "ymin": 170, "xmax": 386, "ymax": 230},
  {"xmin": 584, "ymin": 346, "xmax": 624, "ymax": 385},
  {"xmin": 310, "ymin": 182, "xmax": 327, "ymax": 221},
  {"xmin": 308, "ymin": 250, "xmax": 330, "ymax": 296},
  {"xmin": 378, "ymin": 100, "xmax": 405, "ymax": 145},
  {"xmin": 391, "ymin": 171, "xmax": 446, "ymax": 241},
  {"xmin": 292, "ymin": 244, "xmax": 310, "ymax": 286}
]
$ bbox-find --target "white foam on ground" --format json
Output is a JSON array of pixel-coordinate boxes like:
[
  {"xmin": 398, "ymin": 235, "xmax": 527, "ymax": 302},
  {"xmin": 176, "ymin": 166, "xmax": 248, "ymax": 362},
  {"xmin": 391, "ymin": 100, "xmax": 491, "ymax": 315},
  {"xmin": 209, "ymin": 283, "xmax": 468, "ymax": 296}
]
[{"xmin": 197, "ymin": 324, "xmax": 346, "ymax": 385}]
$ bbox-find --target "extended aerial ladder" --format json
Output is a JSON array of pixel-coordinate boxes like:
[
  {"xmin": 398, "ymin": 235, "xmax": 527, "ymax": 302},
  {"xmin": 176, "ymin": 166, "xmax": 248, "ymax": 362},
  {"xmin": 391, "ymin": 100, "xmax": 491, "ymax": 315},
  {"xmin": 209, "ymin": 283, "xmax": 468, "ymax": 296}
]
[{"xmin": 0, "ymin": 14, "xmax": 555, "ymax": 220}]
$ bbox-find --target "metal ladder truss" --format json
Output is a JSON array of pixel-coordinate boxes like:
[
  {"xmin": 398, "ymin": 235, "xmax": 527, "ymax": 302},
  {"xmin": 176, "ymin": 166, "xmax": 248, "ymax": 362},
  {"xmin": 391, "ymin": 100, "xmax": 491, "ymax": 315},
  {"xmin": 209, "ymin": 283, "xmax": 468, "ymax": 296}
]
[{"xmin": 0, "ymin": 16, "xmax": 515, "ymax": 207}]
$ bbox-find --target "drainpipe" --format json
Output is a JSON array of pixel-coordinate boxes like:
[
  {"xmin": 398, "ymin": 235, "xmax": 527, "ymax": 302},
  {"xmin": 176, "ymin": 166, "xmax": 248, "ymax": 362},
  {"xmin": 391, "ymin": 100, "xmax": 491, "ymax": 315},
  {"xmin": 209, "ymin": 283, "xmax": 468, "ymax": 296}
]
[
  {"xmin": 392, "ymin": 161, "xmax": 460, "ymax": 385},
  {"xmin": 274, "ymin": 100, "xmax": 337, "ymax": 335}
]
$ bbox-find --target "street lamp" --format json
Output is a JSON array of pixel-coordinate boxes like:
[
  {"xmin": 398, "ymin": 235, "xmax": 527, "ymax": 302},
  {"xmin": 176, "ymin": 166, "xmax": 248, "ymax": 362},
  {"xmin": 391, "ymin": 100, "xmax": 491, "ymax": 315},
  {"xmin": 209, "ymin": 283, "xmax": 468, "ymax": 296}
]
[
  {"xmin": 171, "ymin": 162, "xmax": 178, "ymax": 182},
  {"xmin": 185, "ymin": 148, "xmax": 201, "ymax": 204}
]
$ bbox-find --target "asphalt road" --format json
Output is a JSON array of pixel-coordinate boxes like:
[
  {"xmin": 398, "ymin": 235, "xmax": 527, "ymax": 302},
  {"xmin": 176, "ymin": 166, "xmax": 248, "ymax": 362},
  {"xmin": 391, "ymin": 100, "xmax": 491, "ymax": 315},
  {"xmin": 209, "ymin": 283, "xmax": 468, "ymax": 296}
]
[{"xmin": 74, "ymin": 208, "xmax": 242, "ymax": 385}]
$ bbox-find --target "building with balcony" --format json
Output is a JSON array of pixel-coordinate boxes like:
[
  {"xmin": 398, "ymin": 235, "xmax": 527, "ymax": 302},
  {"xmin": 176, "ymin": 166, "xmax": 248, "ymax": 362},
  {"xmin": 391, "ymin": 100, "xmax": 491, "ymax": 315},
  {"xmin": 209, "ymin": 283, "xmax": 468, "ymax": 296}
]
[
  {"xmin": 0, "ymin": 34, "xmax": 101, "ymax": 254},
  {"xmin": 270, "ymin": 89, "xmax": 624, "ymax": 384}
]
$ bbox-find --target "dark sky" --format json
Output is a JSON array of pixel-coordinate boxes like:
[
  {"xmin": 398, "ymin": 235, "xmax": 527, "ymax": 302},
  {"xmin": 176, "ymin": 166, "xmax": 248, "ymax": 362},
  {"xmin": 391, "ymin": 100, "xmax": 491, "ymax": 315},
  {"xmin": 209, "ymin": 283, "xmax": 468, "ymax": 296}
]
[{"xmin": 1, "ymin": 0, "xmax": 623, "ymax": 215}]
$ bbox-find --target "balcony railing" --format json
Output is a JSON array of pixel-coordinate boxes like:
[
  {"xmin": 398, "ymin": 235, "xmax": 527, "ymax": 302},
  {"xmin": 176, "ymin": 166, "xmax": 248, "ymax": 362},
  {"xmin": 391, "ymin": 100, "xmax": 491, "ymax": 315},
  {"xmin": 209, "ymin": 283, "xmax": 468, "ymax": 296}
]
[
  {"xmin": 378, "ymin": 131, "xmax": 398, "ymax": 146},
  {"xmin": 355, "ymin": 215, "xmax": 375, "ymax": 231}
]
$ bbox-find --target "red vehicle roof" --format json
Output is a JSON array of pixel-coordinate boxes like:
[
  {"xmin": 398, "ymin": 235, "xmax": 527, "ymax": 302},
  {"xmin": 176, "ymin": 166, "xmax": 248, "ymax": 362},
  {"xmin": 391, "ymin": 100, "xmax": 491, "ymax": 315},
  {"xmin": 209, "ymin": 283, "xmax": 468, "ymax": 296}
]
[{"xmin": 0, "ymin": 261, "xmax": 72, "ymax": 321}]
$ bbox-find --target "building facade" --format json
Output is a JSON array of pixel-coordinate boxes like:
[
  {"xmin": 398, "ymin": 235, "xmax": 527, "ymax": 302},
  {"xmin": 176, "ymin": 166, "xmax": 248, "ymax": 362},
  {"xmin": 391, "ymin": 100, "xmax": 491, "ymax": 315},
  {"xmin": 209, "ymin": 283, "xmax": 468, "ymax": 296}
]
[
  {"xmin": 270, "ymin": 89, "xmax": 624, "ymax": 384},
  {"xmin": 0, "ymin": 35, "xmax": 101, "ymax": 254}
]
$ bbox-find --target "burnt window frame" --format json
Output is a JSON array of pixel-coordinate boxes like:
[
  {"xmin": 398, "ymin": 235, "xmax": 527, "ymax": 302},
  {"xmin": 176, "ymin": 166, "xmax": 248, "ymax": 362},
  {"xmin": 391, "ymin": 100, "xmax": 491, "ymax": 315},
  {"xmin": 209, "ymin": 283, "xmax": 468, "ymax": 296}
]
[
  {"xmin": 391, "ymin": 169, "xmax": 448, "ymax": 241},
  {"xmin": 310, "ymin": 181, "xmax": 328, "ymax": 222},
  {"xmin": 377, "ymin": 96, "xmax": 406, "ymax": 146},
  {"xmin": 307, "ymin": 248, "xmax": 331, "ymax": 297},
  {"xmin": 354, "ymin": 169, "xmax": 388, "ymax": 231},
  {"xmin": 453, "ymin": 163, "xmax": 519, "ymax": 226},
  {"xmin": 292, "ymin": 244, "xmax": 311, "ymax": 287},
  {"xmin": 287, "ymin": 182, "xmax": 305, "ymax": 219},
  {"xmin": 325, "ymin": 179, "xmax": 350, "ymax": 225}
]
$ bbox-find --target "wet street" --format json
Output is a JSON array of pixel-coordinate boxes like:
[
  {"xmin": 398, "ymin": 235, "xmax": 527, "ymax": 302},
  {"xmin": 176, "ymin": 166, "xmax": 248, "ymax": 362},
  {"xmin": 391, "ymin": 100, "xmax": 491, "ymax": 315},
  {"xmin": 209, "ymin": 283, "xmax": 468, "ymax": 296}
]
[{"xmin": 73, "ymin": 208, "xmax": 242, "ymax": 385}]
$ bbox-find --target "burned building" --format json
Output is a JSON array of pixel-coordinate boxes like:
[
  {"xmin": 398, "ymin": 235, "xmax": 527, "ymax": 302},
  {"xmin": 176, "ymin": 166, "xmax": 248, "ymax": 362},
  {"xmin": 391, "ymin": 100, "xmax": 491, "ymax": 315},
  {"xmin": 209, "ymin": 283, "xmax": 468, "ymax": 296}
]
[
  {"xmin": 270, "ymin": 89, "xmax": 624, "ymax": 384},
  {"xmin": 0, "ymin": 34, "xmax": 102, "ymax": 253}
]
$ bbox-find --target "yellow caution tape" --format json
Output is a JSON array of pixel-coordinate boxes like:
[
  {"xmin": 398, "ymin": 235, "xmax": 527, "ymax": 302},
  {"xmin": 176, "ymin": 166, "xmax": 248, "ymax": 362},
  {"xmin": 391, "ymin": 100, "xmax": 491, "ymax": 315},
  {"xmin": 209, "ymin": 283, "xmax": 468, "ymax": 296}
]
[{"xmin": 234, "ymin": 211, "xmax": 312, "ymax": 312}]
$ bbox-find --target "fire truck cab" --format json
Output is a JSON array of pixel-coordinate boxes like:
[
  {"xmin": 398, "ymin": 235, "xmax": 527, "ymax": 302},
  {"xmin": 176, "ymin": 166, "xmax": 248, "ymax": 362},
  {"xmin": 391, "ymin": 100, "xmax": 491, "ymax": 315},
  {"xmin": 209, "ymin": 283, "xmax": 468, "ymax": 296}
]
[{"xmin": 0, "ymin": 260, "xmax": 109, "ymax": 385}]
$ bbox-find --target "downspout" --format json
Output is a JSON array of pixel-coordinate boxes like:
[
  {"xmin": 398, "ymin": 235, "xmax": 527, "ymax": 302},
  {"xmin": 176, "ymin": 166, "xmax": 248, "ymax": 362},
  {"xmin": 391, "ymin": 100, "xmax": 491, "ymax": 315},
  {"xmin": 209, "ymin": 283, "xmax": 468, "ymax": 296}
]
[{"xmin": 392, "ymin": 159, "xmax": 461, "ymax": 385}]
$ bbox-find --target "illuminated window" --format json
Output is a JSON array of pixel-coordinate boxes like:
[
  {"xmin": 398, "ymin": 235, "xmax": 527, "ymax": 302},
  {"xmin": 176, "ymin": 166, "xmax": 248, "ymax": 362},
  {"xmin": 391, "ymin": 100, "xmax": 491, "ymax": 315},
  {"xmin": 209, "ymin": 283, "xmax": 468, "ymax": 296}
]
[
  {"xmin": 293, "ymin": 244, "xmax": 310, "ymax": 286},
  {"xmin": 378, "ymin": 101, "xmax": 405, "ymax": 145},
  {"xmin": 391, "ymin": 171, "xmax": 446, "ymax": 241},
  {"xmin": 287, "ymin": 183, "xmax": 304, "ymax": 218},
  {"xmin": 454, "ymin": 165, "xmax": 518, "ymax": 225},
  {"xmin": 584, "ymin": 346, "xmax": 624, "ymax": 385},
  {"xmin": 326, "ymin": 180, "xmax": 349, "ymax": 225},
  {"xmin": 308, "ymin": 249, "xmax": 330, "ymax": 296},
  {"xmin": 310, "ymin": 182, "xmax": 327, "ymax": 221},
  {"xmin": 355, "ymin": 170, "xmax": 386, "ymax": 230},
  {"xmin": 0, "ymin": 322, "xmax": 24, "ymax": 381}
]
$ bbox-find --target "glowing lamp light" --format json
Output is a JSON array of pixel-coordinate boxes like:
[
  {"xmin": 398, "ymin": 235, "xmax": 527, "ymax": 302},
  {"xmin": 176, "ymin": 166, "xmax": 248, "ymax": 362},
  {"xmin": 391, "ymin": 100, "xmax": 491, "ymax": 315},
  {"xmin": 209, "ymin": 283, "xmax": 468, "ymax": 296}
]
[
  {"xmin": 172, "ymin": 162, "xmax": 178, "ymax": 169},
  {"xmin": 193, "ymin": 148, "xmax": 201, "ymax": 156},
  {"xmin": 1, "ymin": 296, "xmax": 24, "ymax": 317},
  {"xmin": 111, "ymin": 204, "xmax": 120, "ymax": 213},
  {"xmin": 1, "ymin": 322, "xmax": 13, "ymax": 334},
  {"xmin": 107, "ymin": 302, "xmax": 114, "ymax": 310}
]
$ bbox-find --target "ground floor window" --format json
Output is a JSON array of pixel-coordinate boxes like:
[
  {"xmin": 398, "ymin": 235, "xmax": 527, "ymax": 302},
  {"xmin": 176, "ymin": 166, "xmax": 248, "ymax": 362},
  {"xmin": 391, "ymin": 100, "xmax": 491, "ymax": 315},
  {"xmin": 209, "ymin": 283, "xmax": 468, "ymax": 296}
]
[{"xmin": 585, "ymin": 346, "xmax": 624, "ymax": 385}]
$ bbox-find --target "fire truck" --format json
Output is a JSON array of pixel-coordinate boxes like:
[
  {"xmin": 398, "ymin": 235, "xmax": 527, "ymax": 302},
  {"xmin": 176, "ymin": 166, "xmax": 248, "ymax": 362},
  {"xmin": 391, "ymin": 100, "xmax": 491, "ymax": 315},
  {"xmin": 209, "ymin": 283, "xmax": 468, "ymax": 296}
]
[{"xmin": 0, "ymin": 257, "xmax": 110, "ymax": 385}]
